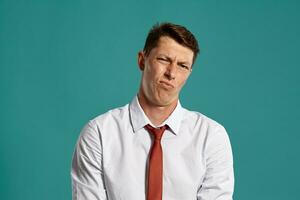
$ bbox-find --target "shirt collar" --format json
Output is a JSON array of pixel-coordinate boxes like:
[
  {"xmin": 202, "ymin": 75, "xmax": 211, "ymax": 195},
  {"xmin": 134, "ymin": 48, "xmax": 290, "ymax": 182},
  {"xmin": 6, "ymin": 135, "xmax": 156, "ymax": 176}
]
[{"xmin": 129, "ymin": 95, "xmax": 184, "ymax": 135}]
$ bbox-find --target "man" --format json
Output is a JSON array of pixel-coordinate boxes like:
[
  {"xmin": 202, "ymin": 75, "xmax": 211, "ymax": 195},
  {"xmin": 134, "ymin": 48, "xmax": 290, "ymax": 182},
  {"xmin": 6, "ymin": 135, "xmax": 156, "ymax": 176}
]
[{"xmin": 71, "ymin": 22, "xmax": 234, "ymax": 200}]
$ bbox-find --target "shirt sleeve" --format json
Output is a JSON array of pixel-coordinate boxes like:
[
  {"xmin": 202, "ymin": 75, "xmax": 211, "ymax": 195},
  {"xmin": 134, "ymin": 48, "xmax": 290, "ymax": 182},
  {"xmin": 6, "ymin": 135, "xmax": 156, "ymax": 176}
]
[
  {"xmin": 71, "ymin": 121, "xmax": 108, "ymax": 200},
  {"xmin": 197, "ymin": 126, "xmax": 235, "ymax": 200}
]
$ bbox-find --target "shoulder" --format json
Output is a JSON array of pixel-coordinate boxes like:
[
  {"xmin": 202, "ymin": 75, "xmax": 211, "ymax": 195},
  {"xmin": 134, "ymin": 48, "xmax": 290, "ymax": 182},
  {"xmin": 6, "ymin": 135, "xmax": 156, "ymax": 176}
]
[
  {"xmin": 88, "ymin": 103, "xmax": 130, "ymax": 130},
  {"xmin": 77, "ymin": 103, "xmax": 130, "ymax": 142},
  {"xmin": 74, "ymin": 104, "xmax": 130, "ymax": 150},
  {"xmin": 182, "ymin": 107, "xmax": 226, "ymax": 132},
  {"xmin": 180, "ymin": 107, "xmax": 231, "ymax": 146},
  {"xmin": 182, "ymin": 108, "xmax": 233, "ymax": 157}
]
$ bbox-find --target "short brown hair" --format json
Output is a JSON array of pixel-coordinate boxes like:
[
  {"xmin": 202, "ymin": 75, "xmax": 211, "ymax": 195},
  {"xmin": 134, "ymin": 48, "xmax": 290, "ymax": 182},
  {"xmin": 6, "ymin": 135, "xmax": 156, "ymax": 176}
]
[{"xmin": 143, "ymin": 22, "xmax": 200, "ymax": 65}]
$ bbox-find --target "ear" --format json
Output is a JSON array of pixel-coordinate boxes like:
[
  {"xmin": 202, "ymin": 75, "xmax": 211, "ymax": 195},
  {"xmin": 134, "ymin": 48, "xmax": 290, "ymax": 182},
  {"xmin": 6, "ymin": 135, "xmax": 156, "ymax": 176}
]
[{"xmin": 138, "ymin": 51, "xmax": 145, "ymax": 71}]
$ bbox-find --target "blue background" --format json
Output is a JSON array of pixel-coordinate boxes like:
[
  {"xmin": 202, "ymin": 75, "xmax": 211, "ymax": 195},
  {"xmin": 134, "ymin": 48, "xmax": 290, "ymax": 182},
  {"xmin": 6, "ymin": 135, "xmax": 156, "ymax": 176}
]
[{"xmin": 1, "ymin": 0, "xmax": 299, "ymax": 199}]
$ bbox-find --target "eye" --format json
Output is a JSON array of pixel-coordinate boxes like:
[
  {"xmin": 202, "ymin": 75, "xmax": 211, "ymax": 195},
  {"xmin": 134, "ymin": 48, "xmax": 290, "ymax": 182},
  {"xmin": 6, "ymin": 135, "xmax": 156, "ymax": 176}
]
[
  {"xmin": 157, "ymin": 57, "xmax": 168, "ymax": 62},
  {"xmin": 157, "ymin": 57, "xmax": 170, "ymax": 64},
  {"xmin": 179, "ymin": 64, "xmax": 189, "ymax": 70}
]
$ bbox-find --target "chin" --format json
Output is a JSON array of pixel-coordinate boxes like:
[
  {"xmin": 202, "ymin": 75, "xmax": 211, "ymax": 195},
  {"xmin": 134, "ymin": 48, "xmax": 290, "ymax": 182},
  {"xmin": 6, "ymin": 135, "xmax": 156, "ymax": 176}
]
[{"xmin": 155, "ymin": 97, "xmax": 177, "ymax": 107}]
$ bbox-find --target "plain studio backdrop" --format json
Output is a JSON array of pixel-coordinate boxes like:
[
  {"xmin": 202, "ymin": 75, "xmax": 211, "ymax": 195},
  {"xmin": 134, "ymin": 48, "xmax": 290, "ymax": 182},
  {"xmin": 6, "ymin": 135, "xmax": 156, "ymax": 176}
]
[{"xmin": 0, "ymin": 0, "xmax": 299, "ymax": 199}]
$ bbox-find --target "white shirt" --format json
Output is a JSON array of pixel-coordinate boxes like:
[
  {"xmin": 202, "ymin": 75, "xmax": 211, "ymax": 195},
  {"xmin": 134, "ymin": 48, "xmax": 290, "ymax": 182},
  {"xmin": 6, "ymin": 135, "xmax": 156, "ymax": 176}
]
[{"xmin": 71, "ymin": 96, "xmax": 234, "ymax": 200}]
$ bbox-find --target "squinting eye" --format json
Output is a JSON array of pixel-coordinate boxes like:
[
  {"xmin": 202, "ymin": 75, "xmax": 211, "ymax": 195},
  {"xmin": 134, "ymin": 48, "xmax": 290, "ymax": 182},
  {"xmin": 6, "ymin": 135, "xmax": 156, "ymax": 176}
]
[
  {"xmin": 180, "ymin": 64, "xmax": 189, "ymax": 69},
  {"xmin": 157, "ymin": 57, "xmax": 168, "ymax": 62}
]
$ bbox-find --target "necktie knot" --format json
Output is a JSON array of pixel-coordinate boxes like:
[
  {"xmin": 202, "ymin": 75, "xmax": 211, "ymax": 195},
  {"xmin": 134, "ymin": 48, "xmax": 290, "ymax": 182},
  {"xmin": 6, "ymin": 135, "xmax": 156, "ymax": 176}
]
[{"xmin": 145, "ymin": 124, "xmax": 167, "ymax": 141}]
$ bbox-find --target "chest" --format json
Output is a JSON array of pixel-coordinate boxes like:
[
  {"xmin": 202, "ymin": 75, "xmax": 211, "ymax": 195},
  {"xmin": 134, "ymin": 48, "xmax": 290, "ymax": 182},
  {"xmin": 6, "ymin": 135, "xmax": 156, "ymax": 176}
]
[{"xmin": 102, "ymin": 129, "xmax": 206, "ymax": 199}]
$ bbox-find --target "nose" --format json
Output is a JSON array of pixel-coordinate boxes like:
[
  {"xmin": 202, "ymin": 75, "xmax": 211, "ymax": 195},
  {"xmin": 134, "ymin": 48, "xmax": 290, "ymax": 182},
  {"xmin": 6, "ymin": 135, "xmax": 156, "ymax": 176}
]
[{"xmin": 164, "ymin": 62, "xmax": 176, "ymax": 80}]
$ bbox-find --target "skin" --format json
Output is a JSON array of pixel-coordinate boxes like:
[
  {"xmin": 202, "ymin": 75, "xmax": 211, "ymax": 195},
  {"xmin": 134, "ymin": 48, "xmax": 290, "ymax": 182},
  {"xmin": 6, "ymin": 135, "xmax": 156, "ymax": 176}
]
[{"xmin": 137, "ymin": 36, "xmax": 194, "ymax": 126}]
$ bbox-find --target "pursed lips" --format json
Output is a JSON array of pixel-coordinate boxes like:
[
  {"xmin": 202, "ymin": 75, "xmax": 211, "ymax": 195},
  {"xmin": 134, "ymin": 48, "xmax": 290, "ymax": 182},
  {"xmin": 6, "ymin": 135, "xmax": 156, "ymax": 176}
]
[{"xmin": 159, "ymin": 80, "xmax": 174, "ymax": 88}]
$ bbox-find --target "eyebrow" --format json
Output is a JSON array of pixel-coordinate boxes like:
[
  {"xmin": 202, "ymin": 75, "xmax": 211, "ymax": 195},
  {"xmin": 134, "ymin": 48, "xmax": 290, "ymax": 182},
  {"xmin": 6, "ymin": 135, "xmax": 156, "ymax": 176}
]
[{"xmin": 158, "ymin": 54, "xmax": 191, "ymax": 66}]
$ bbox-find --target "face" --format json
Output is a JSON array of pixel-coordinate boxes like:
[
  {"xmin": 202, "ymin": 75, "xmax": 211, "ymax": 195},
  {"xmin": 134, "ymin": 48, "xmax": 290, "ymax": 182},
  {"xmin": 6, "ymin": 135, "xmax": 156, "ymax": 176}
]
[{"xmin": 138, "ymin": 36, "xmax": 194, "ymax": 107}]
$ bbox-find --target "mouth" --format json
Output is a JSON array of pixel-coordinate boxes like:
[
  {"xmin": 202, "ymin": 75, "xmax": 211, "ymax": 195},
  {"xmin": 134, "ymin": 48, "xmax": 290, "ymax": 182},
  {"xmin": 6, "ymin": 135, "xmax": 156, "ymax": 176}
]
[{"xmin": 159, "ymin": 80, "xmax": 175, "ymax": 89}]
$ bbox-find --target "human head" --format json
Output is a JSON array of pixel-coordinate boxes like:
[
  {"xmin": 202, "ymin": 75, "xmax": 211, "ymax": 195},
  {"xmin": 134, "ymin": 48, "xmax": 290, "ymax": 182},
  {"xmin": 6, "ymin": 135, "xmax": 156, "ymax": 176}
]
[
  {"xmin": 137, "ymin": 22, "xmax": 198, "ymax": 108},
  {"xmin": 143, "ymin": 22, "xmax": 199, "ymax": 66}
]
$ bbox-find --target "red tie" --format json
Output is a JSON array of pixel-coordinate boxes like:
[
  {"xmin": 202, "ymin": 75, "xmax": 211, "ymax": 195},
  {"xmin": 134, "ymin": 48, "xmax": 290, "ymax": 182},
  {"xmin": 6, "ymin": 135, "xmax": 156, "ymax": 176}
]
[{"xmin": 144, "ymin": 124, "xmax": 168, "ymax": 200}]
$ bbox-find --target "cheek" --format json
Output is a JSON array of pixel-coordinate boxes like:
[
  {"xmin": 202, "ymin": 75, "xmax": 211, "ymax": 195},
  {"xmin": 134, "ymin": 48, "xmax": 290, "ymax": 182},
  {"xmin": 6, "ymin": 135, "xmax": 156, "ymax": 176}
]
[
  {"xmin": 177, "ymin": 75, "xmax": 190, "ymax": 88},
  {"xmin": 144, "ymin": 68, "xmax": 155, "ymax": 83},
  {"xmin": 143, "ymin": 67, "xmax": 157, "ymax": 89},
  {"xmin": 178, "ymin": 74, "xmax": 186, "ymax": 82},
  {"xmin": 147, "ymin": 63, "xmax": 163, "ymax": 81}
]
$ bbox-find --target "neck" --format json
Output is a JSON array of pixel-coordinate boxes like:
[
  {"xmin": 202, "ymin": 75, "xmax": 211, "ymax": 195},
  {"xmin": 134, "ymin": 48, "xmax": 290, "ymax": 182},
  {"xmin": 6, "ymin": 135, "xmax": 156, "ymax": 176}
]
[{"xmin": 137, "ymin": 91, "xmax": 178, "ymax": 127}]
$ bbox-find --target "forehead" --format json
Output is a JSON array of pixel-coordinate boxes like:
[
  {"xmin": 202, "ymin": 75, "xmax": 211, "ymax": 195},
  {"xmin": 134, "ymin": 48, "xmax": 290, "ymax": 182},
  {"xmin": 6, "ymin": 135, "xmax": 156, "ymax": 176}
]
[{"xmin": 151, "ymin": 36, "xmax": 194, "ymax": 63}]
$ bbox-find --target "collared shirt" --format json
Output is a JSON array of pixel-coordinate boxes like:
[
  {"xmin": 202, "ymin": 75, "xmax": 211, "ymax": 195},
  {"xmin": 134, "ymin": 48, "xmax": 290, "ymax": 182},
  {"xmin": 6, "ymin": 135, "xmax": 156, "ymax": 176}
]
[{"xmin": 71, "ymin": 96, "xmax": 234, "ymax": 200}]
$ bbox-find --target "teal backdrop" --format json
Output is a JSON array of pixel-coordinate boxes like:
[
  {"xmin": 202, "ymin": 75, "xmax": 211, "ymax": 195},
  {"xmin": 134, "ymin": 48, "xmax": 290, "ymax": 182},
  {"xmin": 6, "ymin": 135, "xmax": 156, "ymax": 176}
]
[{"xmin": 1, "ymin": 0, "xmax": 299, "ymax": 199}]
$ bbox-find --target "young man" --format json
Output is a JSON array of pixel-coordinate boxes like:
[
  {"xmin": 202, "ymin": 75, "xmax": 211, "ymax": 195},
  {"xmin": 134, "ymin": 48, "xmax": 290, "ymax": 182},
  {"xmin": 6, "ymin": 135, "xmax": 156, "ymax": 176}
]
[{"xmin": 71, "ymin": 22, "xmax": 234, "ymax": 200}]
